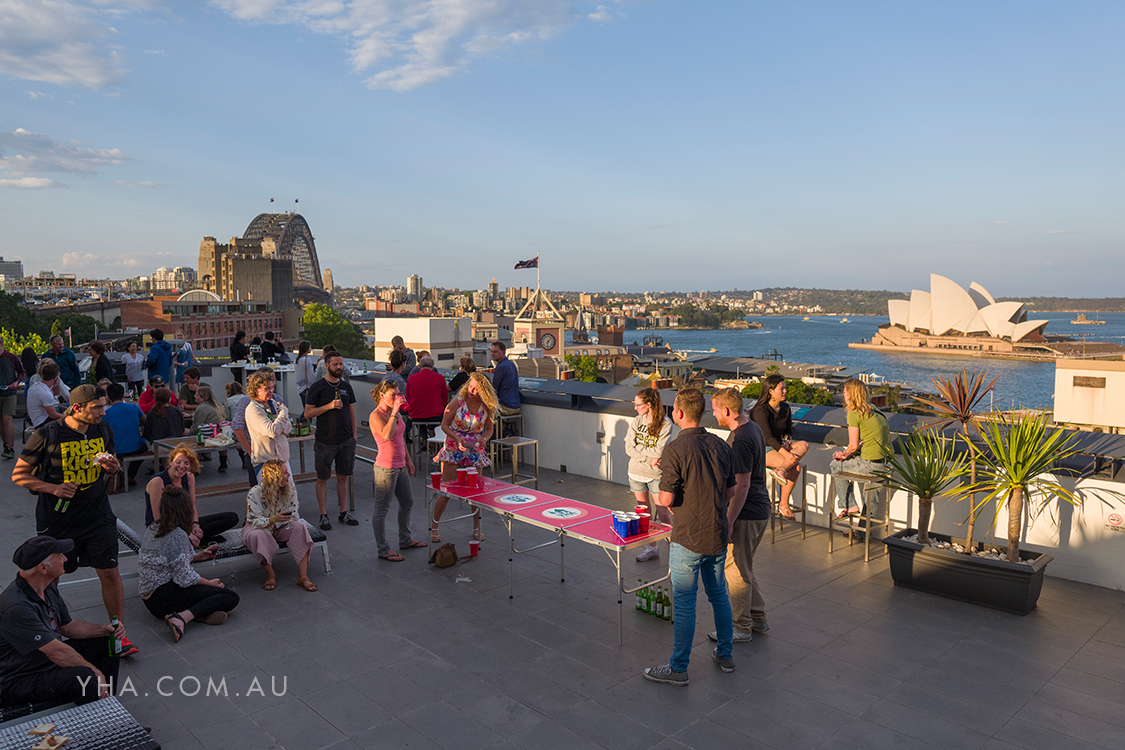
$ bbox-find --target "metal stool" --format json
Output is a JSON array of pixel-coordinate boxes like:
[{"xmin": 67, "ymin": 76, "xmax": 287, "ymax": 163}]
[
  {"xmin": 489, "ymin": 412, "xmax": 524, "ymax": 474},
  {"xmin": 827, "ymin": 471, "xmax": 890, "ymax": 562},
  {"xmin": 490, "ymin": 436, "xmax": 538, "ymax": 488},
  {"xmin": 767, "ymin": 465, "xmax": 807, "ymax": 543}
]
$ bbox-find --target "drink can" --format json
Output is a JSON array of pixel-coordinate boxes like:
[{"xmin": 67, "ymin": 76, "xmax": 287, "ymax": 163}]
[{"xmin": 430, "ymin": 471, "xmax": 442, "ymax": 489}]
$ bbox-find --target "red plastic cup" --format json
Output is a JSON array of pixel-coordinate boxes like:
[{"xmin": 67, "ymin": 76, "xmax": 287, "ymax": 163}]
[
  {"xmin": 466, "ymin": 468, "xmax": 479, "ymax": 487},
  {"xmin": 469, "ymin": 539, "xmax": 479, "ymax": 557},
  {"xmin": 638, "ymin": 512, "xmax": 650, "ymax": 534},
  {"xmin": 430, "ymin": 472, "xmax": 442, "ymax": 489},
  {"xmin": 634, "ymin": 505, "xmax": 648, "ymax": 516},
  {"xmin": 457, "ymin": 467, "xmax": 468, "ymax": 484}
]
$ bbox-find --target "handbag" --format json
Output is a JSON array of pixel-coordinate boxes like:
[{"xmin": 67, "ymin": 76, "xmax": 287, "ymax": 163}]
[
  {"xmin": 104, "ymin": 468, "xmax": 124, "ymax": 496},
  {"xmin": 429, "ymin": 543, "xmax": 458, "ymax": 568}
]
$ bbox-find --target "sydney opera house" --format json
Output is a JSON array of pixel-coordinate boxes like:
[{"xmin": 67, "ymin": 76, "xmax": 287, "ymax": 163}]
[{"xmin": 850, "ymin": 274, "xmax": 1125, "ymax": 360}]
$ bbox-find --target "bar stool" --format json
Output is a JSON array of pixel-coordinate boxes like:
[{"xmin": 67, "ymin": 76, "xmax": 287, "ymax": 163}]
[
  {"xmin": 490, "ymin": 436, "xmax": 538, "ymax": 488},
  {"xmin": 490, "ymin": 412, "xmax": 524, "ymax": 474},
  {"xmin": 827, "ymin": 471, "xmax": 890, "ymax": 562},
  {"xmin": 767, "ymin": 465, "xmax": 807, "ymax": 543}
]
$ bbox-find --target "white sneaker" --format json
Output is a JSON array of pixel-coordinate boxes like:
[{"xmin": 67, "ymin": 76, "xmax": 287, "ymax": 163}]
[{"xmin": 636, "ymin": 544, "xmax": 660, "ymax": 562}]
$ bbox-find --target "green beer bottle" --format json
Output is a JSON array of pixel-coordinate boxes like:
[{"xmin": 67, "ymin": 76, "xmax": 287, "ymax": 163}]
[
  {"xmin": 661, "ymin": 588, "xmax": 672, "ymax": 621},
  {"xmin": 635, "ymin": 579, "xmax": 644, "ymax": 611}
]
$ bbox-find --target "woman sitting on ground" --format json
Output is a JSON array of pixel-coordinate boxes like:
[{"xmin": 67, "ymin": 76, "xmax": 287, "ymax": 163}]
[
  {"xmin": 750, "ymin": 375, "xmax": 810, "ymax": 521},
  {"xmin": 139, "ymin": 485, "xmax": 240, "ymax": 643},
  {"xmin": 369, "ymin": 379, "xmax": 427, "ymax": 561},
  {"xmin": 143, "ymin": 387, "xmax": 187, "ymax": 441},
  {"xmin": 830, "ymin": 378, "xmax": 894, "ymax": 518},
  {"xmin": 431, "ymin": 372, "xmax": 496, "ymax": 543},
  {"xmin": 242, "ymin": 459, "xmax": 318, "ymax": 592},
  {"xmin": 145, "ymin": 446, "xmax": 239, "ymax": 546}
]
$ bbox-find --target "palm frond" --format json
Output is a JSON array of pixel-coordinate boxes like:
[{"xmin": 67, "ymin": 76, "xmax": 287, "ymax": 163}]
[
  {"xmin": 876, "ymin": 431, "xmax": 968, "ymax": 500},
  {"xmin": 912, "ymin": 369, "xmax": 1000, "ymax": 431}
]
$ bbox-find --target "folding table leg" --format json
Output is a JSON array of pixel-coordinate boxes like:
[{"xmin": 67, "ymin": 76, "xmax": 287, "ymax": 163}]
[
  {"xmin": 560, "ymin": 534, "xmax": 565, "ymax": 583},
  {"xmin": 616, "ymin": 548, "xmax": 623, "ymax": 646},
  {"xmin": 507, "ymin": 517, "xmax": 514, "ymax": 600}
]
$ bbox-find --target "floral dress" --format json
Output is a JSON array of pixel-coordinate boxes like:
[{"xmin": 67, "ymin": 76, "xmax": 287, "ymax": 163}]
[{"xmin": 435, "ymin": 399, "xmax": 492, "ymax": 468}]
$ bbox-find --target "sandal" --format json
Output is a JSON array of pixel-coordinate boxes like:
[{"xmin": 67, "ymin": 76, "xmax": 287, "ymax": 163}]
[
  {"xmin": 379, "ymin": 551, "xmax": 405, "ymax": 562},
  {"xmin": 473, "ymin": 529, "xmax": 485, "ymax": 542},
  {"xmin": 403, "ymin": 540, "xmax": 428, "ymax": 549},
  {"xmin": 778, "ymin": 508, "xmax": 797, "ymax": 522},
  {"xmin": 430, "ymin": 521, "xmax": 441, "ymax": 544},
  {"xmin": 164, "ymin": 613, "xmax": 184, "ymax": 643},
  {"xmin": 297, "ymin": 576, "xmax": 319, "ymax": 592},
  {"xmin": 262, "ymin": 575, "xmax": 276, "ymax": 591}
]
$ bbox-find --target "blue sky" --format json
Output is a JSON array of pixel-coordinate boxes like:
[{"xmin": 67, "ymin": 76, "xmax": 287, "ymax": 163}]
[{"xmin": 1, "ymin": 1, "xmax": 1121, "ymax": 296}]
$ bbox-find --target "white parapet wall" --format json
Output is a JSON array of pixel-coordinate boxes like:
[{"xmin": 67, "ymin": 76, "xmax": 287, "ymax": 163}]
[{"xmin": 520, "ymin": 402, "xmax": 1125, "ymax": 592}]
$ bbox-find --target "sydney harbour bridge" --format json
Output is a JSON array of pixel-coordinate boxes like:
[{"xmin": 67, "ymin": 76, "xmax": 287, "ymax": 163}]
[{"xmin": 243, "ymin": 213, "xmax": 331, "ymax": 305}]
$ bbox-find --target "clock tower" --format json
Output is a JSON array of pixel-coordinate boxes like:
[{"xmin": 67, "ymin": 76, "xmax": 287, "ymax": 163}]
[{"xmin": 513, "ymin": 289, "xmax": 565, "ymax": 357}]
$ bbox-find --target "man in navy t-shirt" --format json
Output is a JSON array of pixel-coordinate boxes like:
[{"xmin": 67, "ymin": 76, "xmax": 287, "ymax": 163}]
[
  {"xmin": 102, "ymin": 383, "xmax": 146, "ymax": 485},
  {"xmin": 490, "ymin": 341, "xmax": 520, "ymax": 416},
  {"xmin": 710, "ymin": 388, "xmax": 771, "ymax": 641}
]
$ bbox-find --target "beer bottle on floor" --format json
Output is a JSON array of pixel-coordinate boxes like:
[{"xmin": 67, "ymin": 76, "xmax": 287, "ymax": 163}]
[
  {"xmin": 661, "ymin": 588, "xmax": 672, "ymax": 621},
  {"xmin": 635, "ymin": 579, "xmax": 644, "ymax": 611}
]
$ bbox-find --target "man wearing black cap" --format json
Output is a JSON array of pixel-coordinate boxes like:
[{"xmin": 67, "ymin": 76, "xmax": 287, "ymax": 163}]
[
  {"xmin": 0, "ymin": 535, "xmax": 124, "ymax": 707},
  {"xmin": 11, "ymin": 385, "xmax": 137, "ymax": 657}
]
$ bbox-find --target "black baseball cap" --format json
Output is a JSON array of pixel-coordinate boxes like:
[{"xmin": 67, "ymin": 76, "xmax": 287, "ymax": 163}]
[{"xmin": 13, "ymin": 536, "xmax": 74, "ymax": 570}]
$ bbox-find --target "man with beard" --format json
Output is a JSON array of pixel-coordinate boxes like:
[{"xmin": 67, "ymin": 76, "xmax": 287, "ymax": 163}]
[{"xmin": 305, "ymin": 351, "xmax": 359, "ymax": 530}]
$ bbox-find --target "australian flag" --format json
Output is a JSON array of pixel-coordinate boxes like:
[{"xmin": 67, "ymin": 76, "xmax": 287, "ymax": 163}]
[{"xmin": 514, "ymin": 256, "xmax": 539, "ymax": 270}]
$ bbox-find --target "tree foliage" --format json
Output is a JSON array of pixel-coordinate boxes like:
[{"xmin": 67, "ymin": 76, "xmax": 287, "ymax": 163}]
[
  {"xmin": 1, "ymin": 329, "xmax": 48, "ymax": 354},
  {"xmin": 301, "ymin": 303, "xmax": 370, "ymax": 359},
  {"xmin": 564, "ymin": 353, "xmax": 601, "ymax": 382},
  {"xmin": 668, "ymin": 304, "xmax": 745, "ymax": 328}
]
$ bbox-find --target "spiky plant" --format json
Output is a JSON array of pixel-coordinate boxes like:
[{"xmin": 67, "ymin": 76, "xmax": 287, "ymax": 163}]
[
  {"xmin": 965, "ymin": 413, "xmax": 1080, "ymax": 562},
  {"xmin": 876, "ymin": 431, "xmax": 968, "ymax": 544},
  {"xmin": 910, "ymin": 370, "xmax": 999, "ymax": 554}
]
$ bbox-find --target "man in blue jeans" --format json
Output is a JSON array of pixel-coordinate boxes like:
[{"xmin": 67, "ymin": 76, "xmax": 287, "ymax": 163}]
[{"xmin": 644, "ymin": 388, "xmax": 737, "ymax": 686}]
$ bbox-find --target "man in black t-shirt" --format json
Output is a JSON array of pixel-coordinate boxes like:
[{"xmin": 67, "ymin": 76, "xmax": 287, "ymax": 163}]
[
  {"xmin": 0, "ymin": 536, "xmax": 124, "ymax": 707},
  {"xmin": 304, "ymin": 352, "xmax": 359, "ymax": 530},
  {"xmin": 711, "ymin": 388, "xmax": 771, "ymax": 642},
  {"xmin": 11, "ymin": 385, "xmax": 137, "ymax": 657}
]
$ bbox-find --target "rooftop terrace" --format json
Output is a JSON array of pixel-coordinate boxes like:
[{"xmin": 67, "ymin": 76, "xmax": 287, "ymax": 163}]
[{"xmin": 3, "ymin": 446, "xmax": 1125, "ymax": 750}]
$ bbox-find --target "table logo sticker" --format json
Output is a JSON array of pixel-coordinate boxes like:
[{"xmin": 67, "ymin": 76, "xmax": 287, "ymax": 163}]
[
  {"xmin": 541, "ymin": 506, "xmax": 586, "ymax": 520},
  {"xmin": 497, "ymin": 493, "xmax": 539, "ymax": 505}
]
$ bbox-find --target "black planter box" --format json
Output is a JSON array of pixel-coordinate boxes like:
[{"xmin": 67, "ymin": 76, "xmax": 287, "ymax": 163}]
[{"xmin": 883, "ymin": 529, "xmax": 1052, "ymax": 615}]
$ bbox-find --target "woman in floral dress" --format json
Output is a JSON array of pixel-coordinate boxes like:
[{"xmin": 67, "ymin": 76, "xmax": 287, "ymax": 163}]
[{"xmin": 431, "ymin": 373, "xmax": 497, "ymax": 542}]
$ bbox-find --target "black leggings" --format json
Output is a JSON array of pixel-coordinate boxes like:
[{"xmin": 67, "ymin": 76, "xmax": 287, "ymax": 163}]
[
  {"xmin": 143, "ymin": 580, "xmax": 240, "ymax": 621},
  {"xmin": 199, "ymin": 512, "xmax": 240, "ymax": 546},
  {"xmin": 0, "ymin": 637, "xmax": 120, "ymax": 707}
]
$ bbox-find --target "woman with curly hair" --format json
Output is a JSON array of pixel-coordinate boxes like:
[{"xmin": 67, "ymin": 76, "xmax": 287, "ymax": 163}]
[
  {"xmin": 431, "ymin": 372, "xmax": 496, "ymax": 543},
  {"xmin": 140, "ymin": 485, "xmax": 239, "ymax": 643},
  {"xmin": 145, "ymin": 446, "xmax": 239, "ymax": 546},
  {"xmin": 241, "ymin": 459, "xmax": 317, "ymax": 591}
]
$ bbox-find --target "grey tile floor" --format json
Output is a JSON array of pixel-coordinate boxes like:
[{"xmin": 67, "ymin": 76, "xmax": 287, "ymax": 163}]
[{"xmin": 4, "ymin": 458, "xmax": 1125, "ymax": 750}]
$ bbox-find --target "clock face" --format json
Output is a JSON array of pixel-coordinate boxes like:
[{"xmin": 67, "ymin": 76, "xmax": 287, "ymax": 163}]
[{"xmin": 540, "ymin": 333, "xmax": 556, "ymax": 350}]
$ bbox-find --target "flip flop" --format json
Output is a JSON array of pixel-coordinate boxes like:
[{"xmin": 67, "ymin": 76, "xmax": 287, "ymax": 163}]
[
  {"xmin": 262, "ymin": 576, "xmax": 276, "ymax": 591},
  {"xmin": 379, "ymin": 552, "xmax": 405, "ymax": 562},
  {"xmin": 297, "ymin": 576, "xmax": 319, "ymax": 591},
  {"xmin": 403, "ymin": 540, "xmax": 428, "ymax": 549},
  {"xmin": 164, "ymin": 614, "xmax": 184, "ymax": 643}
]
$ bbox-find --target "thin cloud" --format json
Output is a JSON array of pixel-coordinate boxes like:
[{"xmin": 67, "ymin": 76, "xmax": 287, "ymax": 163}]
[
  {"xmin": 0, "ymin": 0, "xmax": 130, "ymax": 89},
  {"xmin": 62, "ymin": 251, "xmax": 142, "ymax": 268},
  {"xmin": 115, "ymin": 179, "xmax": 168, "ymax": 188},
  {"xmin": 588, "ymin": 5, "xmax": 612, "ymax": 23},
  {"xmin": 0, "ymin": 177, "xmax": 61, "ymax": 189},
  {"xmin": 1044, "ymin": 230, "xmax": 1076, "ymax": 235},
  {"xmin": 0, "ymin": 128, "xmax": 126, "ymax": 175},
  {"xmin": 27, "ymin": 91, "xmax": 53, "ymax": 99},
  {"xmin": 210, "ymin": 0, "xmax": 576, "ymax": 91}
]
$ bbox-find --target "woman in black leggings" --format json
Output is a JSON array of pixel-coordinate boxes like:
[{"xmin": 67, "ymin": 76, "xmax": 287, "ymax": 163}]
[
  {"xmin": 139, "ymin": 485, "xmax": 240, "ymax": 642},
  {"xmin": 146, "ymin": 446, "xmax": 239, "ymax": 546}
]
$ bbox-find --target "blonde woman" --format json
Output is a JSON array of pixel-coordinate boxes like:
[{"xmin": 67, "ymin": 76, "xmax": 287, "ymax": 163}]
[
  {"xmin": 431, "ymin": 372, "xmax": 496, "ymax": 542},
  {"xmin": 625, "ymin": 387, "xmax": 671, "ymax": 562},
  {"xmin": 830, "ymin": 379, "xmax": 893, "ymax": 517},
  {"xmin": 242, "ymin": 459, "xmax": 317, "ymax": 591}
]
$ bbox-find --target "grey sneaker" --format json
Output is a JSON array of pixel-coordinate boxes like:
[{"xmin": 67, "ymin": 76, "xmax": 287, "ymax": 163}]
[
  {"xmin": 712, "ymin": 648, "xmax": 735, "ymax": 673},
  {"xmin": 643, "ymin": 663, "xmax": 689, "ymax": 686},
  {"xmin": 636, "ymin": 544, "xmax": 659, "ymax": 562},
  {"xmin": 752, "ymin": 622, "xmax": 770, "ymax": 633},
  {"xmin": 708, "ymin": 629, "xmax": 753, "ymax": 643}
]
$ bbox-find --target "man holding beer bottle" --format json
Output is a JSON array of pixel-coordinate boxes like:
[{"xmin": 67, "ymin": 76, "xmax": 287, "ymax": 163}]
[{"xmin": 305, "ymin": 351, "xmax": 358, "ymax": 531}]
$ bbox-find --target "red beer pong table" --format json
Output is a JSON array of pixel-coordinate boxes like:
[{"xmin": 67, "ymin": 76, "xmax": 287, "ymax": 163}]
[{"xmin": 431, "ymin": 479, "xmax": 671, "ymax": 644}]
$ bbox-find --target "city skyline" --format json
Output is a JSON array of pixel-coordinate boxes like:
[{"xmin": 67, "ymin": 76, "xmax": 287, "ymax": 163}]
[{"xmin": 1, "ymin": 2, "xmax": 1122, "ymax": 295}]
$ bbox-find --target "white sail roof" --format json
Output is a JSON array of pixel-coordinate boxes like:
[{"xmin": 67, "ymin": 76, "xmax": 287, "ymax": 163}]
[
  {"xmin": 930, "ymin": 274, "xmax": 979, "ymax": 336},
  {"xmin": 888, "ymin": 299, "xmax": 910, "ymax": 328},
  {"xmin": 907, "ymin": 289, "xmax": 932, "ymax": 332},
  {"xmin": 887, "ymin": 278, "xmax": 1047, "ymax": 342}
]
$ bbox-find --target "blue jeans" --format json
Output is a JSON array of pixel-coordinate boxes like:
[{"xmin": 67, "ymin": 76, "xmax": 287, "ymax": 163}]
[
  {"xmin": 829, "ymin": 456, "xmax": 883, "ymax": 512},
  {"xmin": 669, "ymin": 542, "xmax": 733, "ymax": 672}
]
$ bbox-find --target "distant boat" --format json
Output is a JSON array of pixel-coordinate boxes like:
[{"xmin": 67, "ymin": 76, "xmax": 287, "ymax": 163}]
[
  {"xmin": 709, "ymin": 347, "xmax": 717, "ymax": 353},
  {"xmin": 841, "ymin": 318, "xmax": 848, "ymax": 323},
  {"xmin": 1071, "ymin": 313, "xmax": 1106, "ymax": 325},
  {"xmin": 803, "ymin": 317, "xmax": 810, "ymax": 321}
]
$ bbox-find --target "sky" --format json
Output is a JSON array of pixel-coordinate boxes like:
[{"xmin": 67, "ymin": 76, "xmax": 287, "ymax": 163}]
[{"xmin": 1, "ymin": 1, "xmax": 1122, "ymax": 296}]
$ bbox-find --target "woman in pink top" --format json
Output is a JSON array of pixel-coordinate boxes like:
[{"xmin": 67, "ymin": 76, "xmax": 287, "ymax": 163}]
[
  {"xmin": 369, "ymin": 380, "xmax": 427, "ymax": 561},
  {"xmin": 431, "ymin": 373, "xmax": 497, "ymax": 543}
]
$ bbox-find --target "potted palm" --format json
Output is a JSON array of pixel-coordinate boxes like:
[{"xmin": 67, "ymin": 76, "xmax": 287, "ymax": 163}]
[
  {"xmin": 877, "ymin": 430, "xmax": 967, "ymax": 545},
  {"xmin": 883, "ymin": 413, "xmax": 1080, "ymax": 615},
  {"xmin": 910, "ymin": 369, "xmax": 998, "ymax": 555}
]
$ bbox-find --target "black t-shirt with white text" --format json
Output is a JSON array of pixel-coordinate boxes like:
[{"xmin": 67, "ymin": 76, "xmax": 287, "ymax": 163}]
[
  {"xmin": 306, "ymin": 377, "xmax": 357, "ymax": 444},
  {"xmin": 21, "ymin": 421, "xmax": 115, "ymax": 531}
]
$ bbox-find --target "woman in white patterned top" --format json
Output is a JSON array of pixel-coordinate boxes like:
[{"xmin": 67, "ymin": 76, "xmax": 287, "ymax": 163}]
[
  {"xmin": 242, "ymin": 459, "xmax": 318, "ymax": 592},
  {"xmin": 139, "ymin": 485, "xmax": 240, "ymax": 643}
]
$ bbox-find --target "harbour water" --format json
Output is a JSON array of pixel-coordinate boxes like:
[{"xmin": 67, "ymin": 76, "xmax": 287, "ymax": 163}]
[{"xmin": 618, "ymin": 313, "xmax": 1125, "ymax": 409}]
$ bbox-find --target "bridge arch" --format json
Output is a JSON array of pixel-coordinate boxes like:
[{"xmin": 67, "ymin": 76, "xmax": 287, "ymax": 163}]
[{"xmin": 243, "ymin": 213, "xmax": 323, "ymax": 291}]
